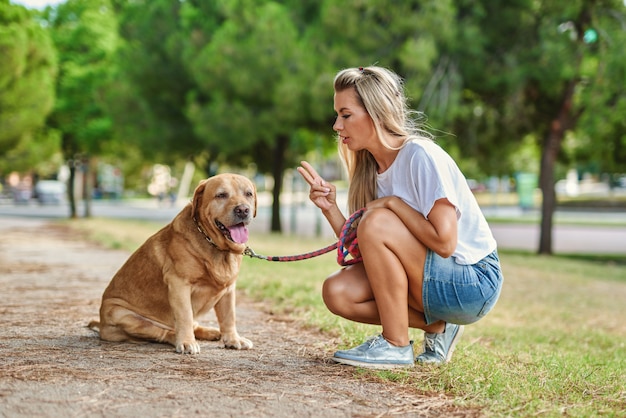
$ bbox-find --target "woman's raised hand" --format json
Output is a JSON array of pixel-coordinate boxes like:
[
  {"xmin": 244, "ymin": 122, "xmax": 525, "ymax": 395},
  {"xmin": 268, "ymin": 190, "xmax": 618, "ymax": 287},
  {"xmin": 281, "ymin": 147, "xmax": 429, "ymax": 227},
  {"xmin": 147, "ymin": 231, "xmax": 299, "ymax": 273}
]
[{"xmin": 297, "ymin": 161, "xmax": 337, "ymax": 212}]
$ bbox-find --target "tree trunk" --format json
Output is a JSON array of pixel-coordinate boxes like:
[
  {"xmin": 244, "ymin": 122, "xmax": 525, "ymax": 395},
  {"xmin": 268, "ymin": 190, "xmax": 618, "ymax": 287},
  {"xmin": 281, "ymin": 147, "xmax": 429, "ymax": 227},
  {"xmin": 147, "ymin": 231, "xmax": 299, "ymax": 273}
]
[
  {"xmin": 538, "ymin": 132, "xmax": 559, "ymax": 255},
  {"xmin": 538, "ymin": 3, "xmax": 594, "ymax": 254},
  {"xmin": 538, "ymin": 80, "xmax": 578, "ymax": 254},
  {"xmin": 82, "ymin": 156, "xmax": 92, "ymax": 218},
  {"xmin": 67, "ymin": 160, "xmax": 78, "ymax": 219},
  {"xmin": 270, "ymin": 135, "xmax": 289, "ymax": 232}
]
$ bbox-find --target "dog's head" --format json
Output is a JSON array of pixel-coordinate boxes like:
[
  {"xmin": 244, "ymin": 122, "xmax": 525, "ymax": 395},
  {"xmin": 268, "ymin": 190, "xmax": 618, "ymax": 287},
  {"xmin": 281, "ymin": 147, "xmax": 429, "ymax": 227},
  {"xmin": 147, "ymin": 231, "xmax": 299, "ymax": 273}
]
[{"xmin": 191, "ymin": 174, "xmax": 257, "ymax": 253}]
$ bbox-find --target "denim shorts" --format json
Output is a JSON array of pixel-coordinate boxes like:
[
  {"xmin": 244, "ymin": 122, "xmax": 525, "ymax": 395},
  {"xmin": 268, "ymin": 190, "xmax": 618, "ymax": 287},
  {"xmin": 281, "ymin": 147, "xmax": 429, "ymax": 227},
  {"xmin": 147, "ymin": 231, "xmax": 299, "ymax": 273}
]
[{"xmin": 422, "ymin": 250, "xmax": 503, "ymax": 325}]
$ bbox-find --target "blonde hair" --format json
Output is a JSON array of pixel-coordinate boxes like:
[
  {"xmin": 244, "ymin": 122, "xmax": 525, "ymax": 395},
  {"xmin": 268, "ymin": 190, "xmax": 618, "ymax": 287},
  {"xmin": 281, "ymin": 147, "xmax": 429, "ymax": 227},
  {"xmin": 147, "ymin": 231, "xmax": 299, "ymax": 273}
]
[{"xmin": 333, "ymin": 66, "xmax": 431, "ymax": 212}]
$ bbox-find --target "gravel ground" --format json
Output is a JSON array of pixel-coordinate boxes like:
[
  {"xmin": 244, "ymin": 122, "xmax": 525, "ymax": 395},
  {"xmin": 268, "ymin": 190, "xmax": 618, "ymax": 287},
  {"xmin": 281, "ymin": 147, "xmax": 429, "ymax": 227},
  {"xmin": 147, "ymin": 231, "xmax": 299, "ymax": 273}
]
[{"xmin": 0, "ymin": 217, "xmax": 479, "ymax": 418}]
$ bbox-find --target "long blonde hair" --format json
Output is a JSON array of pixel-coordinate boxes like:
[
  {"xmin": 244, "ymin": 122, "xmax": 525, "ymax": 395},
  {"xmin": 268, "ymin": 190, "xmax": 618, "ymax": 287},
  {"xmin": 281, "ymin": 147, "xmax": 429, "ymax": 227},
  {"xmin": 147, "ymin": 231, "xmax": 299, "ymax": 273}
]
[{"xmin": 333, "ymin": 66, "xmax": 431, "ymax": 213}]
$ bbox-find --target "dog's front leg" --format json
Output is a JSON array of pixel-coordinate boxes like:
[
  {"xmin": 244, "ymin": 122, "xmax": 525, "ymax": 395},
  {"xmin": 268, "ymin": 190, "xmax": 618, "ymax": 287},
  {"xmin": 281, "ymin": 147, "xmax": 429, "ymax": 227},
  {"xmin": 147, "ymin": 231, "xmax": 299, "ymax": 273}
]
[
  {"xmin": 214, "ymin": 283, "xmax": 253, "ymax": 349},
  {"xmin": 168, "ymin": 281, "xmax": 200, "ymax": 354}
]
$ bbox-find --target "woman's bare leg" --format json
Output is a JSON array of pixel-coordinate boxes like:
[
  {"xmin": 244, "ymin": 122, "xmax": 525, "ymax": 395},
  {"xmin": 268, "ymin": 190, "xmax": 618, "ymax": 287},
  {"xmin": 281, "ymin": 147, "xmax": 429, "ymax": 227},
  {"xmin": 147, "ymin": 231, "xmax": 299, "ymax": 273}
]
[{"xmin": 322, "ymin": 208, "xmax": 445, "ymax": 346}]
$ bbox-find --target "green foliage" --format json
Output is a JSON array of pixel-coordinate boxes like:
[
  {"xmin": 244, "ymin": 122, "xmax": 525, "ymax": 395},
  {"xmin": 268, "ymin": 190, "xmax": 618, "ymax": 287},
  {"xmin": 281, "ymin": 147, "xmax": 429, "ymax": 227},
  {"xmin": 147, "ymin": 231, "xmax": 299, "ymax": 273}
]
[
  {"xmin": 0, "ymin": 127, "xmax": 62, "ymax": 175},
  {"xmin": 3, "ymin": 0, "xmax": 626, "ymax": 226},
  {"xmin": 445, "ymin": 0, "xmax": 626, "ymax": 180},
  {"xmin": 0, "ymin": 1, "xmax": 57, "ymax": 159},
  {"xmin": 110, "ymin": 0, "xmax": 200, "ymax": 163},
  {"xmin": 182, "ymin": 0, "xmax": 321, "ymax": 173},
  {"xmin": 44, "ymin": 0, "xmax": 118, "ymax": 157},
  {"xmin": 576, "ymin": 1, "xmax": 626, "ymax": 174}
]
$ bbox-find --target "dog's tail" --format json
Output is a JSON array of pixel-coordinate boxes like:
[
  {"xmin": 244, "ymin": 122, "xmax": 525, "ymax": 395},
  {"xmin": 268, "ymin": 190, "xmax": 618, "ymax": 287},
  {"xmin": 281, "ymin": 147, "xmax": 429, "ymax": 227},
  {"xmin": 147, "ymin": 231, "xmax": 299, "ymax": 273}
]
[{"xmin": 87, "ymin": 320, "xmax": 100, "ymax": 334}]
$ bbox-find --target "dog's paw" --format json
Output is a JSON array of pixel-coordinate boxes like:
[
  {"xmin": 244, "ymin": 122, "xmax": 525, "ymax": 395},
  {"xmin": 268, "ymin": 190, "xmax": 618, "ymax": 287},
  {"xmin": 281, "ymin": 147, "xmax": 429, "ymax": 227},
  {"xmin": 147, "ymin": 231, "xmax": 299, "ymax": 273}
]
[
  {"xmin": 222, "ymin": 334, "xmax": 253, "ymax": 350},
  {"xmin": 194, "ymin": 325, "xmax": 221, "ymax": 341},
  {"xmin": 175, "ymin": 340, "xmax": 201, "ymax": 354}
]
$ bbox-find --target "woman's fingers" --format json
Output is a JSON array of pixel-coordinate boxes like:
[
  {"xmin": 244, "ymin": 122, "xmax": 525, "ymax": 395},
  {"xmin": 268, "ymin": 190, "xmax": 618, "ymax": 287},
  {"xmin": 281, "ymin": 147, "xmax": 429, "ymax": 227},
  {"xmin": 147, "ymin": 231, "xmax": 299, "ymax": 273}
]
[
  {"xmin": 297, "ymin": 161, "xmax": 322, "ymax": 186},
  {"xmin": 296, "ymin": 167, "xmax": 313, "ymax": 185},
  {"xmin": 297, "ymin": 161, "xmax": 333, "ymax": 210}
]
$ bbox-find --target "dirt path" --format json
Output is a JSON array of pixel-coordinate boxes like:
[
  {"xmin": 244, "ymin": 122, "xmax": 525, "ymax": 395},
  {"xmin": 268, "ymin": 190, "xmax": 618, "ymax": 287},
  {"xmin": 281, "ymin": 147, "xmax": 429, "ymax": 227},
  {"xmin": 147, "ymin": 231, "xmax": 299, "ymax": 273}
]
[{"xmin": 0, "ymin": 217, "xmax": 477, "ymax": 418}]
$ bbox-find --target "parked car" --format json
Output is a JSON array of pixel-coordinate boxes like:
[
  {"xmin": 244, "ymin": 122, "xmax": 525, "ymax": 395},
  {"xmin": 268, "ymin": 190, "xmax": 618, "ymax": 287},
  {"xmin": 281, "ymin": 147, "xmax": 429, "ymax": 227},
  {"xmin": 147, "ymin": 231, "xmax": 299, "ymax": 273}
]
[{"xmin": 35, "ymin": 180, "xmax": 66, "ymax": 205}]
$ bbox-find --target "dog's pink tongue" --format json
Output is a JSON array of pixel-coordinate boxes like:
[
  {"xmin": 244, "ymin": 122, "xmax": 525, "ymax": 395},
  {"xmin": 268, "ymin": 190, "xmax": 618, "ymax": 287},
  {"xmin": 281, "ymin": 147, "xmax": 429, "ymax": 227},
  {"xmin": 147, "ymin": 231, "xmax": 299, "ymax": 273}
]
[{"xmin": 228, "ymin": 224, "xmax": 249, "ymax": 244}]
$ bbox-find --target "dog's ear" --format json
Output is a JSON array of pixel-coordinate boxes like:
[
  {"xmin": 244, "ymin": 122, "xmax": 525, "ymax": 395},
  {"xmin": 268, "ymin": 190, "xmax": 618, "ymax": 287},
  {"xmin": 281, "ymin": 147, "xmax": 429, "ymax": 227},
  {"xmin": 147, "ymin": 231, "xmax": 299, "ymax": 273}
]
[
  {"xmin": 191, "ymin": 179, "xmax": 208, "ymax": 215},
  {"xmin": 252, "ymin": 184, "xmax": 258, "ymax": 218}
]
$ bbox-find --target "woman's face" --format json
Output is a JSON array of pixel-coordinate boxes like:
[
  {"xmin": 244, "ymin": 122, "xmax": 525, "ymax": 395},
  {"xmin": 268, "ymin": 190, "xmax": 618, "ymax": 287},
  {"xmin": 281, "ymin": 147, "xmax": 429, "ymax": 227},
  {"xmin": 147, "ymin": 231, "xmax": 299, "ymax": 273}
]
[{"xmin": 333, "ymin": 88, "xmax": 377, "ymax": 151}]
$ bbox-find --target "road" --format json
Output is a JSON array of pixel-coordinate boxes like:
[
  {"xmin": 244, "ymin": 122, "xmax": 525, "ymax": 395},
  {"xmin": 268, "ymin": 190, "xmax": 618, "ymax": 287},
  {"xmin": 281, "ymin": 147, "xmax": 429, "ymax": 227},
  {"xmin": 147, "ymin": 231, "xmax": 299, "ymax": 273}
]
[{"xmin": 0, "ymin": 197, "xmax": 624, "ymax": 255}]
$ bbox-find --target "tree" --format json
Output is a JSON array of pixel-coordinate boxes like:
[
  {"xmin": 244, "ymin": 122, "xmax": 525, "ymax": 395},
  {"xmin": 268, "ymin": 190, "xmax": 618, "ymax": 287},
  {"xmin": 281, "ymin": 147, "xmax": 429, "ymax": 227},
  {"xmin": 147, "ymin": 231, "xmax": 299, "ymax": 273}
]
[
  {"xmin": 183, "ymin": 0, "xmax": 323, "ymax": 231},
  {"xmin": 448, "ymin": 0, "xmax": 626, "ymax": 254},
  {"xmin": 109, "ymin": 0, "xmax": 202, "ymax": 164},
  {"xmin": 0, "ymin": 0, "xmax": 57, "ymax": 169},
  {"xmin": 39, "ymin": 0, "xmax": 622, "ymax": 245},
  {"xmin": 43, "ymin": 0, "xmax": 118, "ymax": 218},
  {"xmin": 574, "ymin": 3, "xmax": 626, "ymax": 181},
  {"xmin": 105, "ymin": 0, "xmax": 467, "ymax": 231},
  {"xmin": 521, "ymin": 0, "xmax": 625, "ymax": 254}
]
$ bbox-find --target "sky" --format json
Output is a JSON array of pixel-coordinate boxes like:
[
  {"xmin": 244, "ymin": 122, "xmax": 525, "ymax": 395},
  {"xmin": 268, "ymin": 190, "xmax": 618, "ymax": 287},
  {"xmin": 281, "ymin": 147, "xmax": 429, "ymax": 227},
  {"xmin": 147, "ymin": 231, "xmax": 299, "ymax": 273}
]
[{"xmin": 10, "ymin": 0, "xmax": 66, "ymax": 9}]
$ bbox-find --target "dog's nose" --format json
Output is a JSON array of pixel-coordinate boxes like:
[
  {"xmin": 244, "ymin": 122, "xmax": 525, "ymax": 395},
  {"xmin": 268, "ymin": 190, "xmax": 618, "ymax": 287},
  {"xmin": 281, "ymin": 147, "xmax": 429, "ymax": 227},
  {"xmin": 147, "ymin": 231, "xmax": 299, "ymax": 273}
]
[{"xmin": 234, "ymin": 205, "xmax": 250, "ymax": 219}]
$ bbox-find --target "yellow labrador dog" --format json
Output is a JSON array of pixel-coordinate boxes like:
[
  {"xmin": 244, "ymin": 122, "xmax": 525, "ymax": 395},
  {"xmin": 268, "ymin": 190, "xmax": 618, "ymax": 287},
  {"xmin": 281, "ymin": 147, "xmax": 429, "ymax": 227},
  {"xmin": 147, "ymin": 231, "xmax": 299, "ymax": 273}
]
[{"xmin": 88, "ymin": 174, "xmax": 256, "ymax": 354}]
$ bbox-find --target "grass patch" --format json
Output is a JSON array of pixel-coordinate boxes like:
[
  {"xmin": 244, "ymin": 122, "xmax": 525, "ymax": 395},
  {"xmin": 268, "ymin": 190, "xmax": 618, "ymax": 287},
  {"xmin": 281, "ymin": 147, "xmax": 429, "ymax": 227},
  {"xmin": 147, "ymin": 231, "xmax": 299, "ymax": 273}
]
[
  {"xmin": 474, "ymin": 191, "xmax": 626, "ymax": 210},
  {"xmin": 65, "ymin": 217, "xmax": 626, "ymax": 417},
  {"xmin": 485, "ymin": 216, "xmax": 626, "ymax": 228},
  {"xmin": 65, "ymin": 217, "xmax": 164, "ymax": 251},
  {"xmin": 557, "ymin": 195, "xmax": 626, "ymax": 209}
]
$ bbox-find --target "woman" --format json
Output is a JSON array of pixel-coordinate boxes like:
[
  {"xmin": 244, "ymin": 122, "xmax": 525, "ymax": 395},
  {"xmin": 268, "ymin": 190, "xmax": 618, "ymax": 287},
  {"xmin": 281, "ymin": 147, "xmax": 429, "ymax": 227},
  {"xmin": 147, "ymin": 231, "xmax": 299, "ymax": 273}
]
[{"xmin": 297, "ymin": 66, "xmax": 503, "ymax": 369}]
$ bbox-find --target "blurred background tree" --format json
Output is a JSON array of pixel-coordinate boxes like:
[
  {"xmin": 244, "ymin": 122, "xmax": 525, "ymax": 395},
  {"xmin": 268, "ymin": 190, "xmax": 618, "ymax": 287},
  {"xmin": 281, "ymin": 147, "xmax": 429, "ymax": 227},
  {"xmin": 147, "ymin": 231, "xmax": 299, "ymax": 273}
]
[
  {"xmin": 456, "ymin": 0, "xmax": 626, "ymax": 254},
  {"xmin": 1, "ymin": 0, "xmax": 625, "ymax": 253},
  {"xmin": 0, "ymin": 0, "xmax": 58, "ymax": 173},
  {"xmin": 181, "ymin": 0, "xmax": 319, "ymax": 231},
  {"xmin": 43, "ymin": 0, "xmax": 118, "ymax": 217},
  {"xmin": 109, "ymin": 0, "xmax": 200, "ymax": 163}
]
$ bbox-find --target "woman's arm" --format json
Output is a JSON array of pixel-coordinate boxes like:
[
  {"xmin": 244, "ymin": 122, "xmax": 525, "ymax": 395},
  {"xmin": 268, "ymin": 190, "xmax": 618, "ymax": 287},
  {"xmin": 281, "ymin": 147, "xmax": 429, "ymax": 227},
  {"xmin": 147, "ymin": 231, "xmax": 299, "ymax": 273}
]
[{"xmin": 369, "ymin": 196, "xmax": 458, "ymax": 258}]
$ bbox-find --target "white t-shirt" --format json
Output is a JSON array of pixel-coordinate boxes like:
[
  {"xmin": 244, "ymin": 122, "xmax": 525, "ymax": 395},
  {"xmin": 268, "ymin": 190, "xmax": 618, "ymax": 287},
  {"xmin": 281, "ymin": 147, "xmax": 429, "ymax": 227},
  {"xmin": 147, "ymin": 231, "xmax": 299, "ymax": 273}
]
[{"xmin": 377, "ymin": 139, "xmax": 497, "ymax": 265}]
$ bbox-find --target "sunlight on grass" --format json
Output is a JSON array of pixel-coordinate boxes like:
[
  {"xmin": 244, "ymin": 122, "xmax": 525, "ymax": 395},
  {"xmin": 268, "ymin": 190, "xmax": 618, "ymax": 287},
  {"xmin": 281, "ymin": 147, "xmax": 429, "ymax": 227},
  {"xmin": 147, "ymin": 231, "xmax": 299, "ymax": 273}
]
[{"xmin": 65, "ymin": 218, "xmax": 626, "ymax": 417}]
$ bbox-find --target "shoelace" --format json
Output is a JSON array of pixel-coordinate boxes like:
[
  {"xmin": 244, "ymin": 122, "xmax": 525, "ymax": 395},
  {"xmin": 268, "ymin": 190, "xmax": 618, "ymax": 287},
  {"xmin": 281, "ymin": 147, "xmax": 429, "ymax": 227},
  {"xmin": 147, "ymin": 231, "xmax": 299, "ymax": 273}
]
[
  {"xmin": 368, "ymin": 335, "xmax": 384, "ymax": 348},
  {"xmin": 423, "ymin": 334, "xmax": 436, "ymax": 352}
]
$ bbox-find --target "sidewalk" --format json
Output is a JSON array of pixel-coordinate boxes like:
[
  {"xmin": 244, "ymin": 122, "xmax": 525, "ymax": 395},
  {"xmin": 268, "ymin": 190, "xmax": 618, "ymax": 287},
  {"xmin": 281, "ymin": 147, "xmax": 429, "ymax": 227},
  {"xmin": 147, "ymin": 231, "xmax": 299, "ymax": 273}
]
[{"xmin": 0, "ymin": 217, "xmax": 466, "ymax": 418}]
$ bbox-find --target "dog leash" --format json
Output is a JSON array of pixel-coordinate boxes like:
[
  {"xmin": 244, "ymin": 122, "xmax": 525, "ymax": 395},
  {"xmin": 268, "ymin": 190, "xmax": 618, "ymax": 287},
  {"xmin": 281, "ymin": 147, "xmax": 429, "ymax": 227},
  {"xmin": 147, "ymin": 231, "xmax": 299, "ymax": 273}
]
[{"xmin": 244, "ymin": 208, "xmax": 366, "ymax": 266}]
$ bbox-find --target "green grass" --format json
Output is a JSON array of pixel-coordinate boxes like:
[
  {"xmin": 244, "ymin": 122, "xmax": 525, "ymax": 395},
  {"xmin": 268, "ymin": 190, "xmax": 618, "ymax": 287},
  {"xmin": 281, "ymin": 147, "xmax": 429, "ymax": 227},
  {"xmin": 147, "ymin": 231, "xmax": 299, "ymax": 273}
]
[
  {"xmin": 66, "ymin": 217, "xmax": 626, "ymax": 417},
  {"xmin": 474, "ymin": 191, "xmax": 626, "ymax": 227},
  {"xmin": 473, "ymin": 191, "xmax": 626, "ymax": 210}
]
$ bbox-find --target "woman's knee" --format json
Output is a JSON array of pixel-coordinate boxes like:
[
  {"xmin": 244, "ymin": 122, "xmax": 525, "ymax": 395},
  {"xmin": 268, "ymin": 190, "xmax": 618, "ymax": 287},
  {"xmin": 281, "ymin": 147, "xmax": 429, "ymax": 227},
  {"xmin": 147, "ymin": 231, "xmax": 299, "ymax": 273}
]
[
  {"xmin": 321, "ymin": 276, "xmax": 346, "ymax": 315},
  {"xmin": 322, "ymin": 265, "xmax": 372, "ymax": 317},
  {"xmin": 322, "ymin": 270, "xmax": 365, "ymax": 316},
  {"xmin": 357, "ymin": 208, "xmax": 396, "ymax": 240}
]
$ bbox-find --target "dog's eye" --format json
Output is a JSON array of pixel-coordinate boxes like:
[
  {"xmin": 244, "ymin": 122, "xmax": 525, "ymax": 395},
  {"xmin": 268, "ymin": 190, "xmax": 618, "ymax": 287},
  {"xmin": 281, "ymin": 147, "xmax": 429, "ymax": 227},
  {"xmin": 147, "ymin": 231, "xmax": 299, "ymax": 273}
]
[
  {"xmin": 245, "ymin": 191, "xmax": 254, "ymax": 197},
  {"xmin": 216, "ymin": 192, "xmax": 228, "ymax": 199}
]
